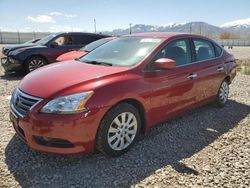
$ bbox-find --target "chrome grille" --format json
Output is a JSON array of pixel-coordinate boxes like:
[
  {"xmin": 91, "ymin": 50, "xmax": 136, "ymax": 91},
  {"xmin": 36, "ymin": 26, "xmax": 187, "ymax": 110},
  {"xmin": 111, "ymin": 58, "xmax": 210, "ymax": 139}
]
[{"xmin": 11, "ymin": 89, "xmax": 42, "ymax": 118}]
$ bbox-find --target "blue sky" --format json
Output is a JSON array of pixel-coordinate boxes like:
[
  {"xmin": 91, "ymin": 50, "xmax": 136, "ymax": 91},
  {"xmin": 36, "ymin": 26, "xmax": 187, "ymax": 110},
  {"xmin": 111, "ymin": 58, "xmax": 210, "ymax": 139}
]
[{"xmin": 0, "ymin": 0, "xmax": 250, "ymax": 32}]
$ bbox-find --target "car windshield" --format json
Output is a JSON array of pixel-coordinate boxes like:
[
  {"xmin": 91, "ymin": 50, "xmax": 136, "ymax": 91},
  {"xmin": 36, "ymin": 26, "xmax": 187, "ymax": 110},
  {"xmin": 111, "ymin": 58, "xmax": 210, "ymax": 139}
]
[
  {"xmin": 80, "ymin": 38, "xmax": 114, "ymax": 52},
  {"xmin": 36, "ymin": 34, "xmax": 56, "ymax": 45},
  {"xmin": 79, "ymin": 37, "xmax": 161, "ymax": 66}
]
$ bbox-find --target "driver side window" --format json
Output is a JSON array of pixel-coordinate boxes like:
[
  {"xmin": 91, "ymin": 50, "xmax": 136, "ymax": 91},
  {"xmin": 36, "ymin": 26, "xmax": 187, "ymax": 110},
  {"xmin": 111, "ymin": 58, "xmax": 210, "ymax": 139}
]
[
  {"xmin": 155, "ymin": 39, "xmax": 191, "ymax": 66},
  {"xmin": 53, "ymin": 35, "xmax": 73, "ymax": 46},
  {"xmin": 54, "ymin": 36, "xmax": 66, "ymax": 46}
]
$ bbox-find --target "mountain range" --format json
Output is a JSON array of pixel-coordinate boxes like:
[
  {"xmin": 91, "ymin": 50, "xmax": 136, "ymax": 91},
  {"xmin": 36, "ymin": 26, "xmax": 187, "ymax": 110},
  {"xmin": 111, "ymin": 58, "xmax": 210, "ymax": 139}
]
[{"xmin": 104, "ymin": 18, "xmax": 250, "ymax": 38}]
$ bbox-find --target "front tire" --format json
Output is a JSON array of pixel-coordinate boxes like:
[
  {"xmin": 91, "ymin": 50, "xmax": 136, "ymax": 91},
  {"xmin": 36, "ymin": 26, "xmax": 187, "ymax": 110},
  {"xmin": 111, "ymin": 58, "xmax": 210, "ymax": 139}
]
[
  {"xmin": 215, "ymin": 79, "xmax": 229, "ymax": 107},
  {"xmin": 96, "ymin": 103, "xmax": 141, "ymax": 157},
  {"xmin": 25, "ymin": 56, "xmax": 47, "ymax": 74}
]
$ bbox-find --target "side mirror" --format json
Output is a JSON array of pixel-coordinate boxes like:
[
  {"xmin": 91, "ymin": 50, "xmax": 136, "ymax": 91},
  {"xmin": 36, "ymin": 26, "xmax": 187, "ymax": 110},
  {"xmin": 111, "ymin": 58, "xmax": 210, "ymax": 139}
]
[
  {"xmin": 50, "ymin": 41, "xmax": 59, "ymax": 48},
  {"xmin": 154, "ymin": 58, "xmax": 176, "ymax": 69}
]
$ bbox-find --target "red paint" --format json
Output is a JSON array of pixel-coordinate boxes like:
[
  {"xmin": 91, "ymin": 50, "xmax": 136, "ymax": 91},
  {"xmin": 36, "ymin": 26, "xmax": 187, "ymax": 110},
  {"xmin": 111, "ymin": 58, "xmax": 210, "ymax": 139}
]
[
  {"xmin": 56, "ymin": 51, "xmax": 88, "ymax": 62},
  {"xmin": 14, "ymin": 33, "xmax": 236, "ymax": 154}
]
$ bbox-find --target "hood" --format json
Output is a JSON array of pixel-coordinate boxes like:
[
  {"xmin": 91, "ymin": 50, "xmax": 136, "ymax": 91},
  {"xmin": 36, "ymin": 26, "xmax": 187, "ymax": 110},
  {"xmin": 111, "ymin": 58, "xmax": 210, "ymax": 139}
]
[
  {"xmin": 8, "ymin": 45, "xmax": 46, "ymax": 56},
  {"xmin": 3, "ymin": 43, "xmax": 37, "ymax": 55},
  {"xmin": 56, "ymin": 51, "xmax": 88, "ymax": 62},
  {"xmin": 19, "ymin": 61, "xmax": 131, "ymax": 98}
]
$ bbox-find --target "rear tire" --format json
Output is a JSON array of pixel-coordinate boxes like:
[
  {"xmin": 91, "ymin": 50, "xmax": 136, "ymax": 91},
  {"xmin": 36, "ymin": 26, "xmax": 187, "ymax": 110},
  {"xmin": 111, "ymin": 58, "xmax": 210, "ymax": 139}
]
[
  {"xmin": 25, "ymin": 56, "xmax": 47, "ymax": 74},
  {"xmin": 215, "ymin": 79, "xmax": 229, "ymax": 107},
  {"xmin": 96, "ymin": 103, "xmax": 141, "ymax": 157}
]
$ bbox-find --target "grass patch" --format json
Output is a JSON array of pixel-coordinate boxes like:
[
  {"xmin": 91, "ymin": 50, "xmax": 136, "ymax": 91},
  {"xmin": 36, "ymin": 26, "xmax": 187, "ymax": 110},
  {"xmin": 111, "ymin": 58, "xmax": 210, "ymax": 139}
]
[{"xmin": 236, "ymin": 59, "xmax": 250, "ymax": 75}]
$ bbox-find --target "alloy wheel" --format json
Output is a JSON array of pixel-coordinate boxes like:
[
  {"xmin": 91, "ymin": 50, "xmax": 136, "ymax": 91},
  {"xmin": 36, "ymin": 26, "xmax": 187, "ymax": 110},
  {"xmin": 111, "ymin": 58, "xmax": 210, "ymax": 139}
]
[{"xmin": 28, "ymin": 59, "xmax": 45, "ymax": 72}]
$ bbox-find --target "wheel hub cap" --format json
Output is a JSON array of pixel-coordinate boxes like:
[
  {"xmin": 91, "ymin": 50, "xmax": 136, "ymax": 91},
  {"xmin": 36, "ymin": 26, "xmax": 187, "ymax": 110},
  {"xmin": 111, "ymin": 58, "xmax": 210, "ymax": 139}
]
[
  {"xmin": 107, "ymin": 112, "xmax": 138, "ymax": 151},
  {"xmin": 219, "ymin": 82, "xmax": 229, "ymax": 103}
]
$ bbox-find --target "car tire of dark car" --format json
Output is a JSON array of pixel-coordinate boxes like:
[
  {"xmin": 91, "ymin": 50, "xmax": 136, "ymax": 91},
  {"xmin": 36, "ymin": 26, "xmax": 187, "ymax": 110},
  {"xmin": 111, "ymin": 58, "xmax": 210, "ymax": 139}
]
[
  {"xmin": 215, "ymin": 79, "xmax": 229, "ymax": 107},
  {"xmin": 96, "ymin": 103, "xmax": 141, "ymax": 157},
  {"xmin": 25, "ymin": 56, "xmax": 47, "ymax": 74}
]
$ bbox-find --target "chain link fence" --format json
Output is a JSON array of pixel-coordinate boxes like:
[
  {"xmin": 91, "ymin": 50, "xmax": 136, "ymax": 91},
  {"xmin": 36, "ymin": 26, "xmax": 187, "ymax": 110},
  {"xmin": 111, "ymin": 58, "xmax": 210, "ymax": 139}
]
[
  {"xmin": 0, "ymin": 31, "xmax": 50, "ymax": 44},
  {"xmin": 216, "ymin": 39, "xmax": 250, "ymax": 46},
  {"xmin": 0, "ymin": 31, "xmax": 250, "ymax": 46}
]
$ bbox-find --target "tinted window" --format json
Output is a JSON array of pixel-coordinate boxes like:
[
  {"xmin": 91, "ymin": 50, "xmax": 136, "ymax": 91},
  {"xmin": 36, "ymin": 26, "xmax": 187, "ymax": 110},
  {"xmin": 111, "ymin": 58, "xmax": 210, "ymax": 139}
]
[
  {"xmin": 74, "ymin": 34, "xmax": 101, "ymax": 45},
  {"xmin": 193, "ymin": 39, "xmax": 215, "ymax": 61},
  {"xmin": 54, "ymin": 36, "xmax": 66, "ymax": 46},
  {"xmin": 155, "ymin": 39, "xmax": 191, "ymax": 66},
  {"xmin": 53, "ymin": 35, "xmax": 73, "ymax": 46},
  {"xmin": 215, "ymin": 44, "xmax": 223, "ymax": 57}
]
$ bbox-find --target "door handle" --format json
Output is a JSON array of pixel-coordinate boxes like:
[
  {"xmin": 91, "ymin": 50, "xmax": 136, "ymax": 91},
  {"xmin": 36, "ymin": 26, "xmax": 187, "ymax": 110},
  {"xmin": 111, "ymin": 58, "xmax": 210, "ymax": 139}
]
[
  {"xmin": 187, "ymin": 73, "xmax": 198, "ymax": 79},
  {"xmin": 217, "ymin": 67, "xmax": 224, "ymax": 72}
]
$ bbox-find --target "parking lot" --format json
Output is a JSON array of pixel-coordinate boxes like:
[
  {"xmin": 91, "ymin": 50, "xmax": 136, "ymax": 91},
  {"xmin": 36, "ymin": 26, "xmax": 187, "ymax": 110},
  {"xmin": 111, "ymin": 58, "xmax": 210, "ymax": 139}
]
[{"xmin": 0, "ymin": 45, "xmax": 250, "ymax": 187}]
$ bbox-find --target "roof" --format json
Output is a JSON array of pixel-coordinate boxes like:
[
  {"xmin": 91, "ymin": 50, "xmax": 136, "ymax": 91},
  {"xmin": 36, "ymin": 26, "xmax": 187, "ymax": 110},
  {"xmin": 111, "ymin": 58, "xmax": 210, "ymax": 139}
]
[
  {"xmin": 55, "ymin": 32, "xmax": 111, "ymax": 37},
  {"xmin": 126, "ymin": 32, "xmax": 192, "ymax": 39}
]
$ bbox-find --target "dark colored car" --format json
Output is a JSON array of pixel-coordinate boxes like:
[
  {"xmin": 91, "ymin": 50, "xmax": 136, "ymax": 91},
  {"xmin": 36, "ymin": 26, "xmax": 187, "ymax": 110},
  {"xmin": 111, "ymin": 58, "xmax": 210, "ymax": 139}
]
[
  {"xmin": 10, "ymin": 32, "xmax": 236, "ymax": 156},
  {"xmin": 56, "ymin": 37, "xmax": 116, "ymax": 62},
  {"xmin": 1, "ymin": 32, "xmax": 110, "ymax": 73},
  {"xmin": 1, "ymin": 38, "xmax": 41, "ymax": 58},
  {"xmin": 25, "ymin": 38, "xmax": 41, "ymax": 44}
]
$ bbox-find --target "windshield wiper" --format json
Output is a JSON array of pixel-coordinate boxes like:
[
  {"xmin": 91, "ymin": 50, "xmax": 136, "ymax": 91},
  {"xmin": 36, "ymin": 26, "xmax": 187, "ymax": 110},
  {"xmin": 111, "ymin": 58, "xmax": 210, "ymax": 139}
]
[{"xmin": 84, "ymin": 60, "xmax": 113, "ymax": 66}]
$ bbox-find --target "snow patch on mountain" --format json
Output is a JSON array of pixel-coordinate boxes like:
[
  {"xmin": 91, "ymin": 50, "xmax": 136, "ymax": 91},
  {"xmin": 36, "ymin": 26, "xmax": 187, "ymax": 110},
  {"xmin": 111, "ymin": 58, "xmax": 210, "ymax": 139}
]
[
  {"xmin": 164, "ymin": 22, "xmax": 187, "ymax": 27},
  {"xmin": 221, "ymin": 18, "xmax": 250, "ymax": 28}
]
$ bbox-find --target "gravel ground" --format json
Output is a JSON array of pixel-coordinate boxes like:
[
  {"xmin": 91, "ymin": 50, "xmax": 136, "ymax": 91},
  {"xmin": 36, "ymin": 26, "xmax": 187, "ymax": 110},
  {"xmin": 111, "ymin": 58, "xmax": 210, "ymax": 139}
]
[{"xmin": 0, "ymin": 65, "xmax": 250, "ymax": 187}]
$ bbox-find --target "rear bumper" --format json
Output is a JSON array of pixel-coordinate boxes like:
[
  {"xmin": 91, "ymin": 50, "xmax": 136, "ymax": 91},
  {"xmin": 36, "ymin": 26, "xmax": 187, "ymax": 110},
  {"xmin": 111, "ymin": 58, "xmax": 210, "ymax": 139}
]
[
  {"xmin": 10, "ymin": 106, "xmax": 109, "ymax": 154},
  {"xmin": 1, "ymin": 56, "xmax": 23, "ymax": 72}
]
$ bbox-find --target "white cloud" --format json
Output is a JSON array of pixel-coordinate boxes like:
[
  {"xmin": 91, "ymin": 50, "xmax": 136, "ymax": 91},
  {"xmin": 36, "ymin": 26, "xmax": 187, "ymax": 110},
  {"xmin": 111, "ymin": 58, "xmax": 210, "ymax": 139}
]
[
  {"xmin": 48, "ymin": 11, "xmax": 77, "ymax": 19},
  {"xmin": 49, "ymin": 11, "xmax": 63, "ymax": 16},
  {"xmin": 27, "ymin": 15, "xmax": 55, "ymax": 23},
  {"xmin": 64, "ymin": 14, "xmax": 77, "ymax": 18},
  {"xmin": 19, "ymin": 27, "xmax": 32, "ymax": 32},
  {"xmin": 0, "ymin": 27, "xmax": 16, "ymax": 32}
]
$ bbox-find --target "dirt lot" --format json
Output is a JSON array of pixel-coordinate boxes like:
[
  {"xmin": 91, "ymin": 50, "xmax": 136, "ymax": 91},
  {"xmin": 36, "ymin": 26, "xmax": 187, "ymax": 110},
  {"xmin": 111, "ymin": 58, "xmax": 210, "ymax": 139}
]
[{"xmin": 0, "ymin": 45, "xmax": 250, "ymax": 187}]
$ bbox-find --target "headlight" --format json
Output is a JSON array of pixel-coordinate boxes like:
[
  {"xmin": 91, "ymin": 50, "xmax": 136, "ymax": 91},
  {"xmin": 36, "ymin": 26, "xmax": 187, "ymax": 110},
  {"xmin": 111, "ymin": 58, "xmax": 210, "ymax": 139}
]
[
  {"xmin": 40, "ymin": 91, "xmax": 94, "ymax": 114},
  {"xmin": 8, "ymin": 57, "xmax": 15, "ymax": 63}
]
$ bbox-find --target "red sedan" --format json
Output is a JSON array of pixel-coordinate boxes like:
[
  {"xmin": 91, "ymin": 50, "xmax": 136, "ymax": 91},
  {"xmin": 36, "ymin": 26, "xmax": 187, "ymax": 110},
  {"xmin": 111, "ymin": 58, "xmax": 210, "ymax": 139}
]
[
  {"xmin": 56, "ymin": 37, "xmax": 115, "ymax": 62},
  {"xmin": 10, "ymin": 32, "xmax": 236, "ymax": 156}
]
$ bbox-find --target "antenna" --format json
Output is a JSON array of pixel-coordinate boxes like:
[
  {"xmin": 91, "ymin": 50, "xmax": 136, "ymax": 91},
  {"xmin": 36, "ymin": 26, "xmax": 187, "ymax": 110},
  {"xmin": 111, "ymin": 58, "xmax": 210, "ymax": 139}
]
[{"xmin": 94, "ymin": 19, "xmax": 97, "ymax": 33}]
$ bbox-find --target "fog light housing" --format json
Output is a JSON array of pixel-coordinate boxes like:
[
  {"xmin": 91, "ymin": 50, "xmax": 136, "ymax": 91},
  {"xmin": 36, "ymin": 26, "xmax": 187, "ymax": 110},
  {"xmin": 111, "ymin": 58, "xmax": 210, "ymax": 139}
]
[{"xmin": 33, "ymin": 136, "xmax": 74, "ymax": 148}]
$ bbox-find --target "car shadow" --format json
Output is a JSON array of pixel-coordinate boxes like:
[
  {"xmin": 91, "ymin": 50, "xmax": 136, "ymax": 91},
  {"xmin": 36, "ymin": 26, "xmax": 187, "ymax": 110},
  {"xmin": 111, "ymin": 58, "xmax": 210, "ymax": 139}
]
[
  {"xmin": 4, "ymin": 100, "xmax": 250, "ymax": 188},
  {"xmin": 0, "ymin": 71, "xmax": 24, "ymax": 81}
]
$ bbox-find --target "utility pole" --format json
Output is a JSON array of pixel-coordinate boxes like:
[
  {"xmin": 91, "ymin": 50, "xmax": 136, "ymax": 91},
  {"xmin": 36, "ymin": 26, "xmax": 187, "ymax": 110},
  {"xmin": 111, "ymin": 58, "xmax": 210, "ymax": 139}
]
[
  {"xmin": 199, "ymin": 24, "xmax": 202, "ymax": 35},
  {"xmin": 129, "ymin": 23, "xmax": 132, "ymax": 34},
  {"xmin": 94, "ymin": 19, "xmax": 96, "ymax": 33},
  {"xmin": 190, "ymin": 23, "xmax": 192, "ymax": 34},
  {"xmin": 17, "ymin": 30, "xmax": 20, "ymax": 44},
  {"xmin": 0, "ymin": 29, "xmax": 2, "ymax": 44}
]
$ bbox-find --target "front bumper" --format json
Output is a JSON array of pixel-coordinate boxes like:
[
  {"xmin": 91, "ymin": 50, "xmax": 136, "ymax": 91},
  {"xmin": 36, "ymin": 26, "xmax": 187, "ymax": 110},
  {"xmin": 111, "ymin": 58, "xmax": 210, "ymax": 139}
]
[
  {"xmin": 10, "ymin": 105, "xmax": 109, "ymax": 154},
  {"xmin": 1, "ymin": 56, "xmax": 23, "ymax": 72}
]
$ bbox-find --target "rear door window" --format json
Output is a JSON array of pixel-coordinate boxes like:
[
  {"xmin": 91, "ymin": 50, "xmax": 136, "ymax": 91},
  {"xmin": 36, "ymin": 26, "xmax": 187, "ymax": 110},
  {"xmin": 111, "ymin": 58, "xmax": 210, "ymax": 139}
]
[
  {"xmin": 193, "ymin": 39, "xmax": 215, "ymax": 61},
  {"xmin": 215, "ymin": 44, "xmax": 223, "ymax": 57}
]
